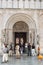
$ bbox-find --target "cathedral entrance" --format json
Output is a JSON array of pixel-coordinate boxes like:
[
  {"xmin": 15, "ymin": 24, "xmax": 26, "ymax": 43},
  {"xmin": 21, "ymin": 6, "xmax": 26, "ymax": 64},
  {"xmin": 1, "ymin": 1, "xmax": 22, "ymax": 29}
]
[
  {"xmin": 4, "ymin": 13, "xmax": 36, "ymax": 54},
  {"xmin": 15, "ymin": 32, "xmax": 26, "ymax": 44},
  {"xmin": 14, "ymin": 32, "xmax": 27, "ymax": 53},
  {"xmin": 13, "ymin": 21, "xmax": 29, "ymax": 53},
  {"xmin": 13, "ymin": 21, "xmax": 29, "ymax": 42}
]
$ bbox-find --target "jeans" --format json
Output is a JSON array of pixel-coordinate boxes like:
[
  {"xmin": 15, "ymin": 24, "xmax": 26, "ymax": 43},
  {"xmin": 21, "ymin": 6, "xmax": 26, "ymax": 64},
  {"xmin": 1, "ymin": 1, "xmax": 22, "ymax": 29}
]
[{"xmin": 28, "ymin": 50, "xmax": 32, "ymax": 56}]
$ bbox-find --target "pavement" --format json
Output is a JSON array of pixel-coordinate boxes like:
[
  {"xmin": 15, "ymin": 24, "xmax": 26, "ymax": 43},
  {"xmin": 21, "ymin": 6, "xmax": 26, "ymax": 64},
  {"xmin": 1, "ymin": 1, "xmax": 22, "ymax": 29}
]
[{"xmin": 0, "ymin": 55, "xmax": 43, "ymax": 65}]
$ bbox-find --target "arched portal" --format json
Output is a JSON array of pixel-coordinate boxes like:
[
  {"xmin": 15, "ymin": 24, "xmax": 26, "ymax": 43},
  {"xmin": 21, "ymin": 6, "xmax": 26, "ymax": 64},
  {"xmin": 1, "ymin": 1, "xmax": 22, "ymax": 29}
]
[
  {"xmin": 13, "ymin": 21, "xmax": 29, "ymax": 47},
  {"xmin": 2, "ymin": 13, "xmax": 37, "ymax": 52}
]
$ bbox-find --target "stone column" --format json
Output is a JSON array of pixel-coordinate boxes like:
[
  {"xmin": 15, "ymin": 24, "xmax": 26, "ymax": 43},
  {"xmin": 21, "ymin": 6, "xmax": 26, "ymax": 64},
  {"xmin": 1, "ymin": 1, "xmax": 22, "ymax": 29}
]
[
  {"xmin": 8, "ymin": 29, "xmax": 13, "ymax": 44},
  {"xmin": 23, "ymin": 0, "xmax": 25, "ymax": 8},
  {"xmin": 32, "ymin": 32, "xmax": 33, "ymax": 44},
  {"xmin": 33, "ymin": 11, "xmax": 39, "ymax": 45},
  {"xmin": 1, "ymin": 0, "xmax": 3, "ymax": 8},
  {"xmin": 29, "ymin": 30, "xmax": 31, "ymax": 43},
  {"xmin": 12, "ymin": 0, "xmax": 14, "ymax": 8},
  {"xmin": 6, "ymin": 0, "xmax": 8, "ymax": 8},
  {"xmin": 17, "ymin": 0, "xmax": 19, "ymax": 8},
  {"xmin": 28, "ymin": 0, "xmax": 30, "ymax": 8},
  {"xmin": 0, "ymin": 29, "xmax": 2, "ymax": 54},
  {"xmin": 26, "ymin": 32, "xmax": 29, "ymax": 43}
]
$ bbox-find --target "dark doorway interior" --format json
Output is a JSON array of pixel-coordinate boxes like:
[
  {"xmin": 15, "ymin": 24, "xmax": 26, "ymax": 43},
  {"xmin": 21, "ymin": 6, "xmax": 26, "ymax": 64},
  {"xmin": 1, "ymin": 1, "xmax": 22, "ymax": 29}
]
[
  {"xmin": 14, "ymin": 32, "xmax": 27, "ymax": 53},
  {"xmin": 15, "ymin": 32, "xmax": 26, "ymax": 44}
]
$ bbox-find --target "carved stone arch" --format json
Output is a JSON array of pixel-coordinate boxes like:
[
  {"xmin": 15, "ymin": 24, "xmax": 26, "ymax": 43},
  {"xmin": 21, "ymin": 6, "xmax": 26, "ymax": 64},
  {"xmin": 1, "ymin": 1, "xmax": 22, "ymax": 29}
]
[
  {"xmin": 5, "ymin": 13, "xmax": 36, "ymax": 30},
  {"xmin": 3, "ymin": 13, "xmax": 37, "ymax": 49},
  {"xmin": 13, "ymin": 21, "xmax": 29, "ymax": 32},
  {"xmin": 13, "ymin": 21, "xmax": 29, "ymax": 46}
]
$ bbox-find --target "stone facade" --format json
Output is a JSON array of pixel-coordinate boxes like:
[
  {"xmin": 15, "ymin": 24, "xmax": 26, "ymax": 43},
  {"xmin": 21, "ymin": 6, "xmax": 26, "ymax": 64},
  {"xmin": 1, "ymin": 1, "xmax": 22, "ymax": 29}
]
[
  {"xmin": 0, "ymin": 9, "xmax": 43, "ymax": 54},
  {"xmin": 0, "ymin": 0, "xmax": 43, "ymax": 9}
]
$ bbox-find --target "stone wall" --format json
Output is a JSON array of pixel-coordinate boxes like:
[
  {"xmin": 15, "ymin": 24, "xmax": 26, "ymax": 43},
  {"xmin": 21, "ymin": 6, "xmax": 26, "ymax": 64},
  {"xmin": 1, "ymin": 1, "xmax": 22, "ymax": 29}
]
[
  {"xmin": 0, "ymin": 9, "xmax": 43, "ymax": 54},
  {"xmin": 0, "ymin": 0, "xmax": 43, "ymax": 9}
]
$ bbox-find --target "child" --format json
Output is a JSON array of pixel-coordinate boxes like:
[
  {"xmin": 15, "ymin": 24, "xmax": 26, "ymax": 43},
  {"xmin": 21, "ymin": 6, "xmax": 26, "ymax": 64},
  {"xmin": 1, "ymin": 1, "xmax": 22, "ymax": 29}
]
[
  {"xmin": 37, "ymin": 47, "xmax": 43, "ymax": 60},
  {"xmin": 15, "ymin": 45, "xmax": 20, "ymax": 59},
  {"xmin": 37, "ymin": 54, "xmax": 43, "ymax": 60}
]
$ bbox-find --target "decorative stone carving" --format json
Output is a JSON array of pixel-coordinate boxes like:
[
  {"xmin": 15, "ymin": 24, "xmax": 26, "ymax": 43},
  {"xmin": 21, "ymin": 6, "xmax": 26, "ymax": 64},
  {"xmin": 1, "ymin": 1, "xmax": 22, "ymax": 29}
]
[
  {"xmin": 13, "ymin": 21, "xmax": 29, "ymax": 32},
  {"xmin": 37, "ymin": 35, "xmax": 40, "ymax": 44}
]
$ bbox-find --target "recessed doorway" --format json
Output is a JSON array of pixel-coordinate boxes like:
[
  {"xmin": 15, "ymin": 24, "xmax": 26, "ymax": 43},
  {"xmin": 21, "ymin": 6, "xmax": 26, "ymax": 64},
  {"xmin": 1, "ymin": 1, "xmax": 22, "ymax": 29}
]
[
  {"xmin": 13, "ymin": 21, "xmax": 29, "ymax": 53},
  {"xmin": 15, "ymin": 32, "xmax": 27, "ymax": 45},
  {"xmin": 13, "ymin": 32, "xmax": 27, "ymax": 53}
]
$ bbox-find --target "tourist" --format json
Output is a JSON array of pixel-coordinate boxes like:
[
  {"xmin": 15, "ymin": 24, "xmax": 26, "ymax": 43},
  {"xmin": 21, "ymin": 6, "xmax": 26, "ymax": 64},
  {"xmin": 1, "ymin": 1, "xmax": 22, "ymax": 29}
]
[
  {"xmin": 32, "ymin": 43, "xmax": 35, "ymax": 56},
  {"xmin": 20, "ymin": 38, "xmax": 24, "ymax": 54},
  {"xmin": 37, "ymin": 46, "xmax": 40, "ymax": 56},
  {"xmin": 2, "ymin": 44, "xmax": 9, "ymax": 63},
  {"xmin": 15, "ymin": 45, "xmax": 20, "ymax": 59},
  {"xmin": 9, "ymin": 43, "xmax": 13, "ymax": 56},
  {"xmin": 20, "ymin": 43, "xmax": 23, "ymax": 54},
  {"xmin": 25, "ymin": 42, "xmax": 28, "ymax": 54},
  {"xmin": 28, "ymin": 43, "xmax": 32, "ymax": 56},
  {"xmin": 36, "ymin": 44, "xmax": 40, "ymax": 56}
]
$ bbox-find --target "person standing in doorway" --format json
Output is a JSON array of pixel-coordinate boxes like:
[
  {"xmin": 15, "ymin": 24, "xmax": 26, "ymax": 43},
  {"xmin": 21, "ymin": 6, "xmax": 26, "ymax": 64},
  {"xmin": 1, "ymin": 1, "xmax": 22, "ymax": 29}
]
[{"xmin": 20, "ymin": 38, "xmax": 24, "ymax": 54}]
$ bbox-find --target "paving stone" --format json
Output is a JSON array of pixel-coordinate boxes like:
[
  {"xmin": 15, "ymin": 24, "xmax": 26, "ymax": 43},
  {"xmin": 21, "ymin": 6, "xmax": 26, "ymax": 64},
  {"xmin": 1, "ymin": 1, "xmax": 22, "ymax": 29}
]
[{"xmin": 0, "ymin": 56, "xmax": 43, "ymax": 65}]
